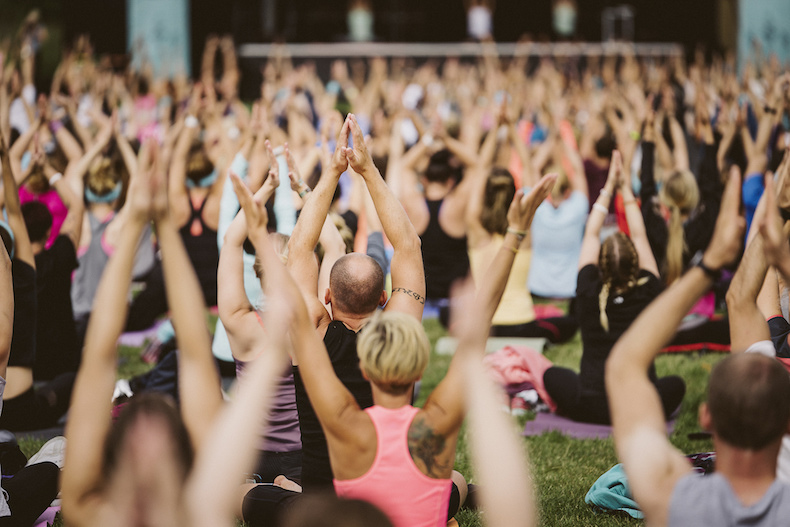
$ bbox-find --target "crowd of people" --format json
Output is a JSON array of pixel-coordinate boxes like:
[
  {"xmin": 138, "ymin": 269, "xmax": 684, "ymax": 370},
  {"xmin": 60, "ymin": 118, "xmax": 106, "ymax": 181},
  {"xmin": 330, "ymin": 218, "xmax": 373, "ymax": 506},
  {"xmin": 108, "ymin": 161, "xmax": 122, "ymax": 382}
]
[{"xmin": 1, "ymin": 15, "xmax": 790, "ymax": 526}]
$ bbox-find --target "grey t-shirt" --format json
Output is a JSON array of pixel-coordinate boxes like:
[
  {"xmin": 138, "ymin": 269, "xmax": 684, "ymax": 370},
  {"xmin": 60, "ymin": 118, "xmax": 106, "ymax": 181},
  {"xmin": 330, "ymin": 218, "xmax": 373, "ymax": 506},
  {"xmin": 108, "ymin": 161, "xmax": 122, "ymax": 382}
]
[{"xmin": 669, "ymin": 472, "xmax": 790, "ymax": 526}]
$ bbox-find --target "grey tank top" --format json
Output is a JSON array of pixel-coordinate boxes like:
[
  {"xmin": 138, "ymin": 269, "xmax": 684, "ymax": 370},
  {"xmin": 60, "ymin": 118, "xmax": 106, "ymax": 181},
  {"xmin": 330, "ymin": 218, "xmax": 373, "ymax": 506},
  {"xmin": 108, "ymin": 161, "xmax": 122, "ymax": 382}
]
[
  {"xmin": 71, "ymin": 214, "xmax": 155, "ymax": 317},
  {"xmin": 669, "ymin": 472, "xmax": 790, "ymax": 526}
]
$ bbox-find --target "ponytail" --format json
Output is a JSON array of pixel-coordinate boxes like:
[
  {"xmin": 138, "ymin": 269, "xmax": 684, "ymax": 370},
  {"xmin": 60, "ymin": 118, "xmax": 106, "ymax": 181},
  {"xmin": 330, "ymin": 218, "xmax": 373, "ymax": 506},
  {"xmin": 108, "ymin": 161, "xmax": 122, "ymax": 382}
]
[{"xmin": 665, "ymin": 204, "xmax": 686, "ymax": 285}]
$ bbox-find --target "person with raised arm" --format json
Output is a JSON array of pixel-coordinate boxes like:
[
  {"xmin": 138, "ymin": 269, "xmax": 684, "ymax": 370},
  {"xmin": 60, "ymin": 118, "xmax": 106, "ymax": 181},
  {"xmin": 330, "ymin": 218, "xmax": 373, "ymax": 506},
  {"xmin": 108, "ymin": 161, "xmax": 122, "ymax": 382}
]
[
  {"xmin": 543, "ymin": 150, "xmax": 685, "ymax": 424},
  {"xmin": 23, "ymin": 145, "xmax": 84, "ymax": 383},
  {"xmin": 606, "ymin": 168, "xmax": 790, "ymax": 525},
  {"xmin": 62, "ymin": 138, "xmax": 225, "ymax": 526},
  {"xmin": 0, "ymin": 200, "xmax": 60, "ymax": 527},
  {"xmin": 284, "ymin": 114, "xmax": 425, "ymax": 493},
  {"xmin": 256, "ymin": 159, "xmax": 556, "ymax": 526}
]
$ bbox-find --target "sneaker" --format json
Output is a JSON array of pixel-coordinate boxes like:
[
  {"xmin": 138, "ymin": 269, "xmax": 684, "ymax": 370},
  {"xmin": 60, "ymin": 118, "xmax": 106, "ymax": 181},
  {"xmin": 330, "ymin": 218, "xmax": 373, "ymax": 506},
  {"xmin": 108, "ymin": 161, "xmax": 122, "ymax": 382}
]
[{"xmin": 26, "ymin": 436, "xmax": 66, "ymax": 469}]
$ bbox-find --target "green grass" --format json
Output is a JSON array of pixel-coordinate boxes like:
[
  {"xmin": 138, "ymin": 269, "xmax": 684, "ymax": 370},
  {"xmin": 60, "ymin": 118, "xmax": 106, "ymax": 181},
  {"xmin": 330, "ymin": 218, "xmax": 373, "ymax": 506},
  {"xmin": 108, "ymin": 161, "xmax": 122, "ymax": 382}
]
[
  {"xmin": 28, "ymin": 315, "xmax": 722, "ymax": 526},
  {"xmin": 417, "ymin": 318, "xmax": 722, "ymax": 526}
]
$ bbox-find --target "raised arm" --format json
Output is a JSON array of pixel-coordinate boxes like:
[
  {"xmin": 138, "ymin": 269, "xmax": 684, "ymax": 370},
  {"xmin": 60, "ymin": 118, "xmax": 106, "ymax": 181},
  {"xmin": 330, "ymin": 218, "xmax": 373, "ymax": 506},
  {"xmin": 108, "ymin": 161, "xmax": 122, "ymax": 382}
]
[
  {"xmin": 217, "ymin": 205, "xmax": 263, "ymax": 360},
  {"xmin": 0, "ymin": 244, "xmax": 11, "ymax": 380},
  {"xmin": 579, "ymin": 150, "xmax": 619, "ymax": 269},
  {"xmin": 606, "ymin": 167, "xmax": 744, "ymax": 525},
  {"xmin": 44, "ymin": 161, "xmax": 83, "ymax": 248},
  {"xmin": 1, "ymin": 136, "xmax": 34, "ymax": 267},
  {"xmin": 618, "ymin": 156, "xmax": 659, "ymax": 276},
  {"xmin": 186, "ymin": 304, "xmax": 289, "ymax": 527},
  {"xmin": 423, "ymin": 174, "xmax": 557, "ymax": 435},
  {"xmin": 286, "ymin": 118, "xmax": 351, "ymax": 328},
  {"xmin": 62, "ymin": 117, "xmax": 113, "ymax": 196},
  {"xmin": 464, "ymin": 338, "xmax": 535, "ymax": 527},
  {"xmin": 233, "ymin": 174, "xmax": 360, "ymax": 443},
  {"xmin": 61, "ymin": 142, "xmax": 153, "ymax": 526},
  {"xmin": 759, "ymin": 173, "xmax": 790, "ymax": 286},
  {"xmin": 152, "ymin": 142, "xmax": 223, "ymax": 452},
  {"xmin": 345, "ymin": 114, "xmax": 425, "ymax": 320}
]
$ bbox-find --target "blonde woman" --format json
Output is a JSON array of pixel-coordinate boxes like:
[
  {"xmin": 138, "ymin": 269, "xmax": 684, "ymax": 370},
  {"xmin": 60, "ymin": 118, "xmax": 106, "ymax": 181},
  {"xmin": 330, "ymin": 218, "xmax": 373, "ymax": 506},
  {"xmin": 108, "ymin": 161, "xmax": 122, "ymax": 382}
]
[{"xmin": 542, "ymin": 151, "xmax": 685, "ymax": 424}]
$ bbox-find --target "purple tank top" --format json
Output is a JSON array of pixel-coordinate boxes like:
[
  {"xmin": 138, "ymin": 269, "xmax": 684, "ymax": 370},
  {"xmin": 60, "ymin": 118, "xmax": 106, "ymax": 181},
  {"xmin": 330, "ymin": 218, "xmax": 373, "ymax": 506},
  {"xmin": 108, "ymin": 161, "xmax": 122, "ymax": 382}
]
[{"xmin": 235, "ymin": 357, "xmax": 301, "ymax": 453}]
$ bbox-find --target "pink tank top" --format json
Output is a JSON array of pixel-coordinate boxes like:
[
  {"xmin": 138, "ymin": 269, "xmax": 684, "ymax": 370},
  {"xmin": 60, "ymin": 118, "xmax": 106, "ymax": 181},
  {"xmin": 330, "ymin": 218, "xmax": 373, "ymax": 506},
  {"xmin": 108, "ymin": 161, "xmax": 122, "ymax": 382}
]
[
  {"xmin": 18, "ymin": 186, "xmax": 67, "ymax": 249},
  {"xmin": 333, "ymin": 406, "xmax": 452, "ymax": 527}
]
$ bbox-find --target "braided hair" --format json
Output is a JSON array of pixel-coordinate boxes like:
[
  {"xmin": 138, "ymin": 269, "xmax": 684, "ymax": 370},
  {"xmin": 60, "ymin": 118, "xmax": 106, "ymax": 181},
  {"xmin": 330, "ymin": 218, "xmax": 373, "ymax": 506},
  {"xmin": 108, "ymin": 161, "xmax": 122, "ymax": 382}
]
[{"xmin": 598, "ymin": 232, "xmax": 648, "ymax": 332}]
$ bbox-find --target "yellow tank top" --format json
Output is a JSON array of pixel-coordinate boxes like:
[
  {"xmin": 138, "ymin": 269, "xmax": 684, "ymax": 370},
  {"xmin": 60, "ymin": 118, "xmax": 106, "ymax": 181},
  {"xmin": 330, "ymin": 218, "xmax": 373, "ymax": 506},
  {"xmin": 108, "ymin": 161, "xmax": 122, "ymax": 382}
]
[{"xmin": 468, "ymin": 235, "xmax": 535, "ymax": 326}]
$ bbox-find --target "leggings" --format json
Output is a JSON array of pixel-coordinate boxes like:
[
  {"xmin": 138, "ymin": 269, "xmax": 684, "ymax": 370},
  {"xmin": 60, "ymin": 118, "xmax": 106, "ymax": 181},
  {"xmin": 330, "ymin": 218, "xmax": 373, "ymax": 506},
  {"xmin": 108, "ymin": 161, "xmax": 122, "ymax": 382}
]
[
  {"xmin": 0, "ymin": 461, "xmax": 59, "ymax": 527},
  {"xmin": 0, "ymin": 373, "xmax": 75, "ymax": 431},
  {"xmin": 491, "ymin": 316, "xmax": 579, "ymax": 344},
  {"xmin": 242, "ymin": 482, "xmax": 462, "ymax": 526},
  {"xmin": 543, "ymin": 366, "xmax": 686, "ymax": 425}
]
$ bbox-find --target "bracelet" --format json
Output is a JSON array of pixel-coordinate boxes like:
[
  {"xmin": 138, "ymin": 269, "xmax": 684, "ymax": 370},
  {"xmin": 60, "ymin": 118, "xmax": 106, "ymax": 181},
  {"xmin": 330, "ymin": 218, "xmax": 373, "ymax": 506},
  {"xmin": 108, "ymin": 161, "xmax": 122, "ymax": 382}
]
[
  {"xmin": 49, "ymin": 120, "xmax": 64, "ymax": 134},
  {"xmin": 629, "ymin": 130, "xmax": 641, "ymax": 141},
  {"xmin": 184, "ymin": 115, "xmax": 199, "ymax": 129},
  {"xmin": 599, "ymin": 188, "xmax": 612, "ymax": 198},
  {"xmin": 298, "ymin": 188, "xmax": 311, "ymax": 199},
  {"xmin": 507, "ymin": 245, "xmax": 518, "ymax": 255},
  {"xmin": 623, "ymin": 198, "xmax": 637, "ymax": 206},
  {"xmin": 764, "ymin": 106, "xmax": 778, "ymax": 115},
  {"xmin": 48, "ymin": 172, "xmax": 63, "ymax": 186},
  {"xmin": 593, "ymin": 203, "xmax": 609, "ymax": 214},
  {"xmin": 506, "ymin": 227, "xmax": 527, "ymax": 240}
]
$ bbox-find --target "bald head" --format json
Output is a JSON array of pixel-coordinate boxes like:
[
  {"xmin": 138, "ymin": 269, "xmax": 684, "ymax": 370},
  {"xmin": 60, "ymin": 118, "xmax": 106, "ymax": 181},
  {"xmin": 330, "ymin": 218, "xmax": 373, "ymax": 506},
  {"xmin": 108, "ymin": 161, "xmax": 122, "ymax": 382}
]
[
  {"xmin": 329, "ymin": 253, "xmax": 385, "ymax": 316},
  {"xmin": 708, "ymin": 353, "xmax": 790, "ymax": 450}
]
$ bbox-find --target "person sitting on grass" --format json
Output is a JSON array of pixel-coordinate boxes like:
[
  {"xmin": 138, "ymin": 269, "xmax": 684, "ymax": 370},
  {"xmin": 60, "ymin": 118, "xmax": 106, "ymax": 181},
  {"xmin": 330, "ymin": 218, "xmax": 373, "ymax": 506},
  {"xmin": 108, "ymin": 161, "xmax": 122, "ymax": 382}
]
[
  {"xmin": 607, "ymin": 167, "xmax": 790, "ymax": 525},
  {"xmin": 61, "ymin": 139, "xmax": 289, "ymax": 527},
  {"xmin": 235, "ymin": 118, "xmax": 557, "ymax": 526},
  {"xmin": 543, "ymin": 150, "xmax": 685, "ymax": 424}
]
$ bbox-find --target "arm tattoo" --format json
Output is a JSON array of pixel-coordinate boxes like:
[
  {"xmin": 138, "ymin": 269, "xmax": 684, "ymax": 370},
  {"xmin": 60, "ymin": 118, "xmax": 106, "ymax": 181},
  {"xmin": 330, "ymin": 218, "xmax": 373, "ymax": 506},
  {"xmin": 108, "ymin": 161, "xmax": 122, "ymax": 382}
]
[
  {"xmin": 408, "ymin": 416, "xmax": 451, "ymax": 478},
  {"xmin": 392, "ymin": 287, "xmax": 425, "ymax": 305}
]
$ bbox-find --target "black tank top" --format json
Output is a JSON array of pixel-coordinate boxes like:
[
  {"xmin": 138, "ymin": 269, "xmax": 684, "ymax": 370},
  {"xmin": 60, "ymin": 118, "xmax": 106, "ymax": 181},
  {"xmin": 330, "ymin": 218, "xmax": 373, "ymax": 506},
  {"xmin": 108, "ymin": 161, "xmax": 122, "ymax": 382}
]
[
  {"xmin": 292, "ymin": 321, "xmax": 374, "ymax": 492},
  {"xmin": 421, "ymin": 199, "xmax": 470, "ymax": 300},
  {"xmin": 178, "ymin": 197, "xmax": 219, "ymax": 306}
]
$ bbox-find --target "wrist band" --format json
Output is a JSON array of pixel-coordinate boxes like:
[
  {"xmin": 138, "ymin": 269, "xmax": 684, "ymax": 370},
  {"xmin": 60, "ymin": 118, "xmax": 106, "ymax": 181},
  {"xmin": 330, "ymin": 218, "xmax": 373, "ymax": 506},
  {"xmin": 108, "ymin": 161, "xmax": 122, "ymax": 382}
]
[
  {"xmin": 49, "ymin": 120, "xmax": 64, "ymax": 134},
  {"xmin": 629, "ymin": 130, "xmax": 641, "ymax": 141},
  {"xmin": 623, "ymin": 199, "xmax": 637, "ymax": 206},
  {"xmin": 185, "ymin": 115, "xmax": 199, "ymax": 129},
  {"xmin": 593, "ymin": 203, "xmax": 608, "ymax": 214},
  {"xmin": 765, "ymin": 106, "xmax": 778, "ymax": 115},
  {"xmin": 506, "ymin": 227, "xmax": 527, "ymax": 240},
  {"xmin": 299, "ymin": 188, "xmax": 311, "ymax": 199},
  {"xmin": 48, "ymin": 172, "xmax": 63, "ymax": 185},
  {"xmin": 599, "ymin": 188, "xmax": 611, "ymax": 198},
  {"xmin": 507, "ymin": 245, "xmax": 518, "ymax": 255}
]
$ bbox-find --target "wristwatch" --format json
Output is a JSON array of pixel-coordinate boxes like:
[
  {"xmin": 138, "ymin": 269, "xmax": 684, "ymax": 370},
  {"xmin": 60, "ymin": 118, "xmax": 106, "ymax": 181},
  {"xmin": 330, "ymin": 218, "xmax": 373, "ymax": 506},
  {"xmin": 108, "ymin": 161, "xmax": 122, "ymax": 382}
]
[{"xmin": 689, "ymin": 250, "xmax": 721, "ymax": 282}]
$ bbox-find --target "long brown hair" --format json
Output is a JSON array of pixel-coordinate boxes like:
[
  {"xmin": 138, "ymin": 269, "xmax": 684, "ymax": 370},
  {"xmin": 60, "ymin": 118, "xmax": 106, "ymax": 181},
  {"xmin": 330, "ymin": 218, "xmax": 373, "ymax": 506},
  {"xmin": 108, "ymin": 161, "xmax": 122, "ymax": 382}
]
[
  {"xmin": 598, "ymin": 232, "xmax": 647, "ymax": 331},
  {"xmin": 480, "ymin": 168, "xmax": 516, "ymax": 235}
]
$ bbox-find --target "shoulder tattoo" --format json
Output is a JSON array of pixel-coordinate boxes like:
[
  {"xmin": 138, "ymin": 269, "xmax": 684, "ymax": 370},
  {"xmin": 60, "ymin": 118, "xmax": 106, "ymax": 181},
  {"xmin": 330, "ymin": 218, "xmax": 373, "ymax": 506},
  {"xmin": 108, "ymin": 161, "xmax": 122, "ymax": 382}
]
[
  {"xmin": 392, "ymin": 287, "xmax": 425, "ymax": 305},
  {"xmin": 407, "ymin": 415, "xmax": 450, "ymax": 478}
]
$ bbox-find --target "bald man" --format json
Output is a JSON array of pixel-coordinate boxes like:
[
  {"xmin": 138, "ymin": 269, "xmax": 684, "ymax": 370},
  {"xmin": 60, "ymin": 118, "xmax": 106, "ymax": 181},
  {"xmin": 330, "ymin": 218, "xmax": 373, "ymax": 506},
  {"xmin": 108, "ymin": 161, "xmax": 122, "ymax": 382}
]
[{"xmin": 286, "ymin": 115, "xmax": 426, "ymax": 491}]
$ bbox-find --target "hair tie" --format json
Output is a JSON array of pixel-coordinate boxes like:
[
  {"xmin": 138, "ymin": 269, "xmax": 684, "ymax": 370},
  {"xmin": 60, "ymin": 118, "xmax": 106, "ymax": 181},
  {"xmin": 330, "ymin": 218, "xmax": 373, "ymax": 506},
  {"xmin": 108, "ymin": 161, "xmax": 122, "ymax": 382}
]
[{"xmin": 85, "ymin": 181, "xmax": 123, "ymax": 204}]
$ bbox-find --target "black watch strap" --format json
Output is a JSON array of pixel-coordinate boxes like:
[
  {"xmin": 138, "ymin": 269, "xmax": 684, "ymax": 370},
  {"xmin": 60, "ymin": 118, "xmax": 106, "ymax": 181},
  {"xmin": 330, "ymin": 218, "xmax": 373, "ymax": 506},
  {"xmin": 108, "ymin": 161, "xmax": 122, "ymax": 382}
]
[{"xmin": 689, "ymin": 251, "xmax": 721, "ymax": 281}]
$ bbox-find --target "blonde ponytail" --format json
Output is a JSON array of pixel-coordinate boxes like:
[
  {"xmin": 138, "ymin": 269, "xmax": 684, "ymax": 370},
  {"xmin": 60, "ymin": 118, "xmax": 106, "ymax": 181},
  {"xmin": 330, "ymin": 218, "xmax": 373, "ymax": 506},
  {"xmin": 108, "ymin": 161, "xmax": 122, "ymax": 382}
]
[{"xmin": 665, "ymin": 205, "xmax": 686, "ymax": 285}]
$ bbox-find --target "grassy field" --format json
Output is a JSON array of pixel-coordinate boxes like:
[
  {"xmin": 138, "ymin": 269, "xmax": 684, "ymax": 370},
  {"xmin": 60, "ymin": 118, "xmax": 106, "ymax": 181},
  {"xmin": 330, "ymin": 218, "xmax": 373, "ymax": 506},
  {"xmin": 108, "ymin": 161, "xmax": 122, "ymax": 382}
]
[{"xmin": 23, "ymin": 316, "xmax": 724, "ymax": 526}]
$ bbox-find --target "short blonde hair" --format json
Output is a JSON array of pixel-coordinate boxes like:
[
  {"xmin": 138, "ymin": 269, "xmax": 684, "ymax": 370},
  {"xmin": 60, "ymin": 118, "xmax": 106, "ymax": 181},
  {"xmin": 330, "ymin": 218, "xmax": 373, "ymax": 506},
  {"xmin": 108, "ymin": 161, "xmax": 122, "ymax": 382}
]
[{"xmin": 357, "ymin": 311, "xmax": 430, "ymax": 395}]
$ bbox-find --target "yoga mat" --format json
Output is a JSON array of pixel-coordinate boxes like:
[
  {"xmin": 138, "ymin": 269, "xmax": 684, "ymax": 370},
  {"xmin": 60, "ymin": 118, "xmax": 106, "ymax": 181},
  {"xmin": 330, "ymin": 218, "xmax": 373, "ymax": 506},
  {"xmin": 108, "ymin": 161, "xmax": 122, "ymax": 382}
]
[
  {"xmin": 522, "ymin": 412, "xmax": 675, "ymax": 440},
  {"xmin": 117, "ymin": 320, "xmax": 165, "ymax": 348}
]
